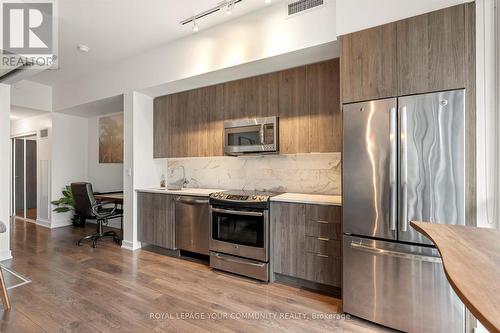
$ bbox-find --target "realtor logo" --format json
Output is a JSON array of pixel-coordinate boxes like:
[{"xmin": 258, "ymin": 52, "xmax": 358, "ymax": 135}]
[
  {"xmin": 2, "ymin": 2, "xmax": 53, "ymax": 54},
  {"xmin": 1, "ymin": 0, "xmax": 57, "ymax": 70}
]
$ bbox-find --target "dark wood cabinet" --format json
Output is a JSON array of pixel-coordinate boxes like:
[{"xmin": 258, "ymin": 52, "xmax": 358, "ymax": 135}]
[
  {"xmin": 153, "ymin": 59, "xmax": 341, "ymax": 158},
  {"xmin": 341, "ymin": 4, "xmax": 470, "ymax": 103},
  {"xmin": 397, "ymin": 5, "xmax": 466, "ymax": 95},
  {"xmin": 307, "ymin": 59, "xmax": 342, "ymax": 152},
  {"xmin": 341, "ymin": 22, "xmax": 398, "ymax": 103},
  {"xmin": 153, "ymin": 98, "xmax": 168, "ymax": 159},
  {"xmin": 137, "ymin": 192, "xmax": 176, "ymax": 249},
  {"xmin": 278, "ymin": 67, "xmax": 309, "ymax": 154},
  {"xmin": 271, "ymin": 202, "xmax": 307, "ymax": 279},
  {"xmin": 271, "ymin": 202, "xmax": 341, "ymax": 287}
]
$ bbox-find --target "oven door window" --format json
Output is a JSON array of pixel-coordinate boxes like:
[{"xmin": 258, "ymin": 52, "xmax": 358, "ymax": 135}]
[
  {"xmin": 212, "ymin": 212, "xmax": 264, "ymax": 248},
  {"xmin": 226, "ymin": 125, "xmax": 262, "ymax": 147}
]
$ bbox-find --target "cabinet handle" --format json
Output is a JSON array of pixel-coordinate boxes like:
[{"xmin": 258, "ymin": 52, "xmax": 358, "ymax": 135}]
[
  {"xmin": 307, "ymin": 251, "xmax": 329, "ymax": 258},
  {"xmin": 317, "ymin": 237, "xmax": 330, "ymax": 241},
  {"xmin": 313, "ymin": 220, "xmax": 329, "ymax": 224}
]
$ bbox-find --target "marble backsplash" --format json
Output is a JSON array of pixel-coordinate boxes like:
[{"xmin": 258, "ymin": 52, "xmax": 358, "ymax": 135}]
[{"xmin": 162, "ymin": 153, "xmax": 341, "ymax": 195}]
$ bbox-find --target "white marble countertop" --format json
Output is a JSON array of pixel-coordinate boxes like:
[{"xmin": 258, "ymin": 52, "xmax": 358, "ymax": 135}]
[
  {"xmin": 271, "ymin": 193, "xmax": 342, "ymax": 206},
  {"xmin": 135, "ymin": 188, "xmax": 222, "ymax": 197}
]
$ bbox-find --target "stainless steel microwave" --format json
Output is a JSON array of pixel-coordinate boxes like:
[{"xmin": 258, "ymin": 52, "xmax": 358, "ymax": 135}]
[{"xmin": 223, "ymin": 116, "xmax": 279, "ymax": 155}]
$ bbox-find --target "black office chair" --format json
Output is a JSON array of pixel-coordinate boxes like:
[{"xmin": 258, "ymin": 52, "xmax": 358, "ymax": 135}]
[{"xmin": 71, "ymin": 182, "xmax": 121, "ymax": 248}]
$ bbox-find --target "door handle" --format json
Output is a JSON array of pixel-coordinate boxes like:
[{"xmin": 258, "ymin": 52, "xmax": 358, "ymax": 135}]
[
  {"xmin": 211, "ymin": 208, "xmax": 263, "ymax": 217},
  {"xmin": 350, "ymin": 242, "xmax": 441, "ymax": 263},
  {"xmin": 390, "ymin": 106, "xmax": 397, "ymax": 231},
  {"xmin": 400, "ymin": 106, "xmax": 408, "ymax": 232},
  {"xmin": 175, "ymin": 197, "xmax": 209, "ymax": 205}
]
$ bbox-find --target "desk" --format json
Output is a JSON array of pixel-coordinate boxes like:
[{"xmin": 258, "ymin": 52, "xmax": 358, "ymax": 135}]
[
  {"xmin": 94, "ymin": 192, "xmax": 124, "ymax": 237},
  {"xmin": 94, "ymin": 192, "xmax": 123, "ymax": 204},
  {"xmin": 411, "ymin": 221, "xmax": 500, "ymax": 333}
]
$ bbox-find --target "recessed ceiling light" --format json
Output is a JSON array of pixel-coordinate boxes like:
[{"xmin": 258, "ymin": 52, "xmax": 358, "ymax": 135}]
[
  {"xmin": 77, "ymin": 44, "xmax": 90, "ymax": 53},
  {"xmin": 265, "ymin": 0, "xmax": 271, "ymax": 3}
]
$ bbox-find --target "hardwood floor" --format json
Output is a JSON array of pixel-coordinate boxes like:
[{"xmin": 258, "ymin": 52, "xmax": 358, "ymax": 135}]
[{"xmin": 0, "ymin": 219, "xmax": 393, "ymax": 333}]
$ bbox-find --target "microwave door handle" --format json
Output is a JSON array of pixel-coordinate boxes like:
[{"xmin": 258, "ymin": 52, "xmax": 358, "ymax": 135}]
[{"xmin": 260, "ymin": 124, "xmax": 265, "ymax": 144}]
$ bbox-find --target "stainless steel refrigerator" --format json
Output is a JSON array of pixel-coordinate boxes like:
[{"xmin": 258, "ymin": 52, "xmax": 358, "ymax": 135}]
[{"xmin": 342, "ymin": 90, "xmax": 466, "ymax": 333}]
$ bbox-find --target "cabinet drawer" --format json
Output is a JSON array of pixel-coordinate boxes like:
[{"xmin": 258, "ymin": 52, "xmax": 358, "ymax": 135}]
[
  {"xmin": 305, "ymin": 252, "xmax": 341, "ymax": 287},
  {"xmin": 305, "ymin": 237, "xmax": 341, "ymax": 256},
  {"xmin": 306, "ymin": 205, "xmax": 341, "ymax": 223},
  {"xmin": 305, "ymin": 219, "xmax": 341, "ymax": 239}
]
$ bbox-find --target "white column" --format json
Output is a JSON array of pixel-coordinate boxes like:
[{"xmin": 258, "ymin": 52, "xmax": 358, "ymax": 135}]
[
  {"xmin": 122, "ymin": 92, "xmax": 158, "ymax": 250},
  {"xmin": 0, "ymin": 84, "xmax": 12, "ymax": 261},
  {"xmin": 476, "ymin": 0, "xmax": 499, "ymax": 230}
]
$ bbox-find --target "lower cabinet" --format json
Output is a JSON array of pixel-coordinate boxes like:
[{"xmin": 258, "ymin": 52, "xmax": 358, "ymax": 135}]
[
  {"xmin": 271, "ymin": 202, "xmax": 341, "ymax": 287},
  {"xmin": 137, "ymin": 192, "xmax": 176, "ymax": 249}
]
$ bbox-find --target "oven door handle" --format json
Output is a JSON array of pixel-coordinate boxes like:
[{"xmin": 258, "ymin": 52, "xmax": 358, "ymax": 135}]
[{"xmin": 211, "ymin": 208, "xmax": 264, "ymax": 217}]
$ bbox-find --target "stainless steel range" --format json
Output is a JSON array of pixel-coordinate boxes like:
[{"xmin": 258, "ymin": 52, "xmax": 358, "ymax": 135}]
[{"xmin": 209, "ymin": 190, "xmax": 277, "ymax": 281}]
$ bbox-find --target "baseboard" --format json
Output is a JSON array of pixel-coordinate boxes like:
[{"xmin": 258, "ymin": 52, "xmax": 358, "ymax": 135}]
[
  {"xmin": 0, "ymin": 250, "xmax": 12, "ymax": 262},
  {"xmin": 36, "ymin": 219, "xmax": 51, "ymax": 228},
  {"xmin": 121, "ymin": 240, "xmax": 142, "ymax": 251},
  {"xmin": 273, "ymin": 273, "xmax": 341, "ymax": 298},
  {"xmin": 50, "ymin": 220, "xmax": 73, "ymax": 229}
]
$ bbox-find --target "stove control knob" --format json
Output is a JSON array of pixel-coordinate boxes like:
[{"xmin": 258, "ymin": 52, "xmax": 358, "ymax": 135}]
[{"xmin": 252, "ymin": 195, "xmax": 257, "ymax": 200}]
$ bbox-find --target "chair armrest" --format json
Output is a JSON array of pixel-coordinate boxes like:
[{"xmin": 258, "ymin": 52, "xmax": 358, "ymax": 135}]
[
  {"xmin": 91, "ymin": 202, "xmax": 117, "ymax": 218},
  {"xmin": 96, "ymin": 200, "xmax": 115, "ymax": 205}
]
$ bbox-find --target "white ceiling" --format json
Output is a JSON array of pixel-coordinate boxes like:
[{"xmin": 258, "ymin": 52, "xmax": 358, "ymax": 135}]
[
  {"xmin": 29, "ymin": 0, "xmax": 277, "ymax": 86},
  {"xmin": 57, "ymin": 94, "xmax": 123, "ymax": 118}
]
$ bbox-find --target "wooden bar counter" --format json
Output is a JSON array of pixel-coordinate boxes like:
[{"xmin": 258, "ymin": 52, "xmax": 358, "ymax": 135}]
[{"xmin": 411, "ymin": 221, "xmax": 500, "ymax": 333}]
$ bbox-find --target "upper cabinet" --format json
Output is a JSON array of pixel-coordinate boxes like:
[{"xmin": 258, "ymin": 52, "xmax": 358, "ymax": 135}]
[
  {"xmin": 341, "ymin": 22, "xmax": 398, "ymax": 103},
  {"xmin": 154, "ymin": 59, "xmax": 341, "ymax": 158},
  {"xmin": 397, "ymin": 5, "xmax": 466, "ymax": 95},
  {"xmin": 278, "ymin": 66, "xmax": 309, "ymax": 154},
  {"xmin": 341, "ymin": 4, "xmax": 469, "ymax": 104},
  {"xmin": 308, "ymin": 59, "xmax": 342, "ymax": 152}
]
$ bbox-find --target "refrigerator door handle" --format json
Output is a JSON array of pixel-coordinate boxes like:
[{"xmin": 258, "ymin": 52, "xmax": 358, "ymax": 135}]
[
  {"xmin": 390, "ymin": 107, "xmax": 397, "ymax": 231},
  {"xmin": 400, "ymin": 105, "xmax": 408, "ymax": 232},
  {"xmin": 349, "ymin": 241, "xmax": 442, "ymax": 263}
]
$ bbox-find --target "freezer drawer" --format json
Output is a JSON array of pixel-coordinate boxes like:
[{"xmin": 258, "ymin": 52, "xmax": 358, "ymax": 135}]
[{"xmin": 343, "ymin": 235, "xmax": 464, "ymax": 333}]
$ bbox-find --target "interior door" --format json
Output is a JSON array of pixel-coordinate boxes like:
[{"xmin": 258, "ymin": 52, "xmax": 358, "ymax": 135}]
[
  {"xmin": 343, "ymin": 98, "xmax": 397, "ymax": 240},
  {"xmin": 398, "ymin": 90, "xmax": 465, "ymax": 245}
]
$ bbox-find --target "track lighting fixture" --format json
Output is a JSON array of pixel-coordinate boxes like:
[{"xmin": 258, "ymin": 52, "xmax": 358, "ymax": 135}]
[
  {"xmin": 180, "ymin": 0, "xmax": 245, "ymax": 32},
  {"xmin": 226, "ymin": 1, "xmax": 235, "ymax": 15}
]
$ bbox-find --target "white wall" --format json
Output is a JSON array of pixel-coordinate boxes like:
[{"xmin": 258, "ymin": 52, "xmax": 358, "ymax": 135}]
[
  {"xmin": 87, "ymin": 114, "xmax": 123, "ymax": 193},
  {"xmin": 0, "ymin": 84, "xmax": 12, "ymax": 261},
  {"xmin": 11, "ymin": 80, "xmax": 52, "ymax": 111},
  {"xmin": 10, "ymin": 114, "xmax": 53, "ymax": 226},
  {"xmin": 122, "ymin": 92, "xmax": 156, "ymax": 250},
  {"xmin": 53, "ymin": 1, "xmax": 337, "ymax": 110},
  {"xmin": 50, "ymin": 113, "xmax": 88, "ymax": 228},
  {"xmin": 336, "ymin": 0, "xmax": 472, "ymax": 35}
]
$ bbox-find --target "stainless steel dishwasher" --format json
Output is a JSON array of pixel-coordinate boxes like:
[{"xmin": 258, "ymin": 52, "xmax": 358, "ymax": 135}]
[{"xmin": 175, "ymin": 196, "xmax": 210, "ymax": 255}]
